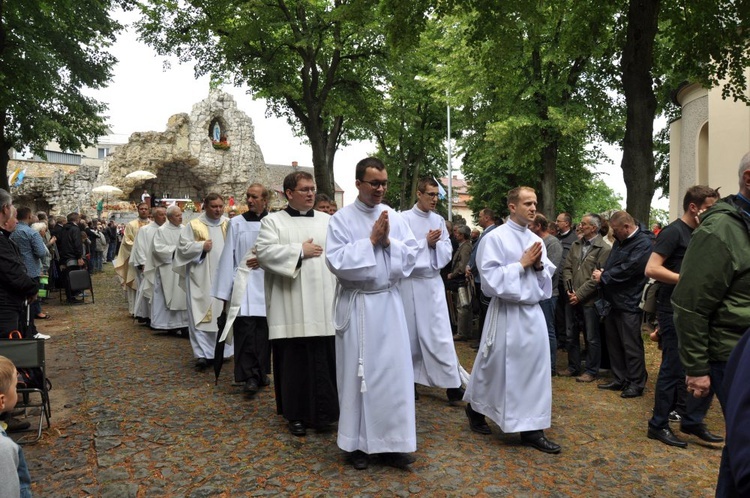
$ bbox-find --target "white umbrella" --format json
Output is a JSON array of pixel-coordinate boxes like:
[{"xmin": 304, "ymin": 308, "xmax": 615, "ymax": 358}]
[
  {"xmin": 125, "ymin": 170, "xmax": 157, "ymax": 181},
  {"xmin": 92, "ymin": 185, "xmax": 123, "ymax": 194},
  {"xmin": 92, "ymin": 185, "xmax": 123, "ymax": 208}
]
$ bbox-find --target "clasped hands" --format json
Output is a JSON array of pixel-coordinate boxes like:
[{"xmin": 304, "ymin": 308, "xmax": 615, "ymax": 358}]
[
  {"xmin": 370, "ymin": 211, "xmax": 390, "ymax": 248},
  {"xmin": 520, "ymin": 241, "xmax": 543, "ymax": 271}
]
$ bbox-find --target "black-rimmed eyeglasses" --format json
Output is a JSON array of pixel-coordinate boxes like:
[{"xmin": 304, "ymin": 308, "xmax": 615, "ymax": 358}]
[
  {"xmin": 420, "ymin": 192, "xmax": 439, "ymax": 198},
  {"xmin": 360, "ymin": 180, "xmax": 388, "ymax": 189}
]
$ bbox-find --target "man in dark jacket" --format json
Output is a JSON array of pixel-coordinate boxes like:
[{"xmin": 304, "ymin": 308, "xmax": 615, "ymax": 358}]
[
  {"xmin": 55, "ymin": 212, "xmax": 84, "ymax": 303},
  {"xmin": 0, "ymin": 189, "xmax": 39, "ymax": 338},
  {"xmin": 673, "ymin": 153, "xmax": 750, "ymax": 408},
  {"xmin": 592, "ymin": 211, "xmax": 652, "ymax": 398}
]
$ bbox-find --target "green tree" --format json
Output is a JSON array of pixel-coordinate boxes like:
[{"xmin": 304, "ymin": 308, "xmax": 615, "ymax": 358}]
[
  {"xmin": 570, "ymin": 177, "xmax": 623, "ymax": 217},
  {"xmin": 136, "ymin": 0, "xmax": 387, "ymax": 198},
  {"xmin": 616, "ymin": 0, "xmax": 750, "ymax": 221},
  {"xmin": 0, "ymin": 0, "xmax": 121, "ymax": 191},
  {"xmin": 372, "ymin": 16, "xmax": 466, "ymax": 211},
  {"xmin": 441, "ymin": 0, "xmax": 621, "ymax": 216}
]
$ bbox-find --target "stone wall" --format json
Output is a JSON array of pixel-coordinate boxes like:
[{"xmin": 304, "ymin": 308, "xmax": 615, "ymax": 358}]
[{"xmin": 11, "ymin": 90, "xmax": 268, "ymax": 215}]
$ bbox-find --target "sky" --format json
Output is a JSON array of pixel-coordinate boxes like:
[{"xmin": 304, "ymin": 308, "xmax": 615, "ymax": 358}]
[{"xmin": 89, "ymin": 9, "xmax": 666, "ymax": 212}]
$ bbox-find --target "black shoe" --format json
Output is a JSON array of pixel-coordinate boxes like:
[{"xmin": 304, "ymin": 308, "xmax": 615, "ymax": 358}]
[
  {"xmin": 465, "ymin": 404, "xmax": 491, "ymax": 435},
  {"xmin": 598, "ymin": 381, "xmax": 626, "ymax": 391},
  {"xmin": 521, "ymin": 434, "xmax": 562, "ymax": 454},
  {"xmin": 244, "ymin": 379, "xmax": 259, "ymax": 395},
  {"xmin": 680, "ymin": 424, "xmax": 724, "ymax": 443},
  {"xmin": 288, "ymin": 420, "xmax": 306, "ymax": 437},
  {"xmin": 621, "ymin": 386, "xmax": 644, "ymax": 398},
  {"xmin": 260, "ymin": 375, "xmax": 271, "ymax": 387},
  {"xmin": 349, "ymin": 450, "xmax": 369, "ymax": 470},
  {"xmin": 194, "ymin": 358, "xmax": 208, "ymax": 371},
  {"xmin": 470, "ymin": 342, "xmax": 480, "ymax": 350},
  {"xmin": 648, "ymin": 426, "xmax": 688, "ymax": 448},
  {"xmin": 447, "ymin": 387, "xmax": 465, "ymax": 404},
  {"xmin": 381, "ymin": 452, "xmax": 416, "ymax": 469},
  {"xmin": 4, "ymin": 417, "xmax": 31, "ymax": 433}
]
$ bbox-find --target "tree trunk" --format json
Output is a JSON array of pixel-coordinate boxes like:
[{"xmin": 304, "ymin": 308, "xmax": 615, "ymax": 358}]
[
  {"xmin": 540, "ymin": 141, "xmax": 558, "ymax": 217},
  {"xmin": 620, "ymin": 0, "xmax": 660, "ymax": 223},
  {"xmin": 0, "ymin": 108, "xmax": 10, "ymax": 191}
]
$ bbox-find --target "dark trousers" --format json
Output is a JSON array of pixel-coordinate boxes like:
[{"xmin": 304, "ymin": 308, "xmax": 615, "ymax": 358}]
[
  {"xmin": 566, "ymin": 304, "xmax": 602, "ymax": 375},
  {"xmin": 233, "ymin": 316, "xmax": 270, "ymax": 383},
  {"xmin": 474, "ymin": 280, "xmax": 490, "ymax": 340},
  {"xmin": 272, "ymin": 336, "xmax": 339, "ymax": 427},
  {"xmin": 649, "ymin": 310, "xmax": 713, "ymax": 430},
  {"xmin": 0, "ymin": 304, "xmax": 21, "ymax": 338},
  {"xmin": 539, "ymin": 297, "xmax": 557, "ymax": 373},
  {"xmin": 605, "ymin": 309, "xmax": 647, "ymax": 389},
  {"xmin": 107, "ymin": 242, "xmax": 117, "ymax": 262}
]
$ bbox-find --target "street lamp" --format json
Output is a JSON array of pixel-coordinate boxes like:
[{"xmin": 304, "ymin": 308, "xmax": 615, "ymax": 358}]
[
  {"xmin": 446, "ymin": 89, "xmax": 452, "ymax": 222},
  {"xmin": 414, "ymin": 75, "xmax": 453, "ymax": 221}
]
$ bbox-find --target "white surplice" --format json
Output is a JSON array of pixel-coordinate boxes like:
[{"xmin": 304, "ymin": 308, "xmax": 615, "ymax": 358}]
[
  {"xmin": 212, "ymin": 213, "xmax": 266, "ymax": 320},
  {"xmin": 255, "ymin": 209, "xmax": 335, "ymax": 340},
  {"xmin": 131, "ymin": 221, "xmax": 159, "ymax": 319},
  {"xmin": 325, "ymin": 199, "xmax": 419, "ymax": 454},
  {"xmin": 146, "ymin": 222, "xmax": 188, "ymax": 330},
  {"xmin": 463, "ymin": 219, "xmax": 555, "ymax": 433},
  {"xmin": 173, "ymin": 214, "xmax": 232, "ymax": 360},
  {"xmin": 400, "ymin": 205, "xmax": 461, "ymax": 388}
]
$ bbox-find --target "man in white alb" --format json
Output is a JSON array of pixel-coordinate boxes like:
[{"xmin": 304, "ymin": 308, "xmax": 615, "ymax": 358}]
[
  {"xmin": 400, "ymin": 177, "xmax": 464, "ymax": 403},
  {"xmin": 131, "ymin": 207, "xmax": 167, "ymax": 323},
  {"xmin": 326, "ymin": 157, "xmax": 420, "ymax": 470},
  {"xmin": 146, "ymin": 205, "xmax": 189, "ymax": 334},
  {"xmin": 173, "ymin": 193, "xmax": 232, "ymax": 370},
  {"xmin": 463, "ymin": 186, "xmax": 561, "ymax": 454}
]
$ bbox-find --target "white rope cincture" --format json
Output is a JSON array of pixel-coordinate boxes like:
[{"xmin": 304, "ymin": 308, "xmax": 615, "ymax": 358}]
[
  {"xmin": 481, "ymin": 298, "xmax": 498, "ymax": 358},
  {"xmin": 332, "ymin": 283, "xmax": 394, "ymax": 394}
]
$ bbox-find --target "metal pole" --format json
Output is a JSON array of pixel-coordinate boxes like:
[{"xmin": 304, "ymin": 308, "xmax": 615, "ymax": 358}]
[{"xmin": 446, "ymin": 90, "xmax": 452, "ymax": 222}]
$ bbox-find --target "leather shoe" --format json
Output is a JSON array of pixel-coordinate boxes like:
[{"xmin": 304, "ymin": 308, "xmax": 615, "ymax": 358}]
[
  {"xmin": 381, "ymin": 452, "xmax": 416, "ymax": 469},
  {"xmin": 4, "ymin": 417, "xmax": 31, "ymax": 433},
  {"xmin": 681, "ymin": 424, "xmax": 724, "ymax": 443},
  {"xmin": 465, "ymin": 404, "xmax": 491, "ymax": 435},
  {"xmin": 260, "ymin": 375, "xmax": 271, "ymax": 387},
  {"xmin": 288, "ymin": 420, "xmax": 306, "ymax": 437},
  {"xmin": 521, "ymin": 434, "xmax": 562, "ymax": 454},
  {"xmin": 349, "ymin": 450, "xmax": 369, "ymax": 470},
  {"xmin": 446, "ymin": 387, "xmax": 465, "ymax": 404},
  {"xmin": 557, "ymin": 369, "xmax": 580, "ymax": 377},
  {"xmin": 598, "ymin": 381, "xmax": 625, "ymax": 391},
  {"xmin": 621, "ymin": 386, "xmax": 644, "ymax": 398},
  {"xmin": 576, "ymin": 373, "xmax": 597, "ymax": 383},
  {"xmin": 243, "ymin": 378, "xmax": 259, "ymax": 395},
  {"xmin": 648, "ymin": 426, "xmax": 687, "ymax": 448},
  {"xmin": 194, "ymin": 358, "xmax": 208, "ymax": 371}
]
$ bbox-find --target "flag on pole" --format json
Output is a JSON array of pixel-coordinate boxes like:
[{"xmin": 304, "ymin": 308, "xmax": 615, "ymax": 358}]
[
  {"xmin": 7, "ymin": 166, "xmax": 21, "ymax": 186},
  {"xmin": 434, "ymin": 176, "xmax": 447, "ymax": 200},
  {"xmin": 13, "ymin": 169, "xmax": 26, "ymax": 187}
]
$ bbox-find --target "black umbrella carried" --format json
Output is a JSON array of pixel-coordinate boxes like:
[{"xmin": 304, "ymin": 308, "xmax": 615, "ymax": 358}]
[{"xmin": 214, "ymin": 311, "xmax": 228, "ymax": 384}]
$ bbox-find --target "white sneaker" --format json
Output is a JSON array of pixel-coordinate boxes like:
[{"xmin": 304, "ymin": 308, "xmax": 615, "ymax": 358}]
[{"xmin": 33, "ymin": 332, "xmax": 51, "ymax": 340}]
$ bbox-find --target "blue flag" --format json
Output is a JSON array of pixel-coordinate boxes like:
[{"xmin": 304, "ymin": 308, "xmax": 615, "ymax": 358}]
[{"xmin": 434, "ymin": 176, "xmax": 447, "ymax": 200}]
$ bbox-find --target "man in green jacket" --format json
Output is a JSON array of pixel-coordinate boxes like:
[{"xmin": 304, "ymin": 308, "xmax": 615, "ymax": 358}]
[{"xmin": 673, "ymin": 151, "xmax": 750, "ymax": 408}]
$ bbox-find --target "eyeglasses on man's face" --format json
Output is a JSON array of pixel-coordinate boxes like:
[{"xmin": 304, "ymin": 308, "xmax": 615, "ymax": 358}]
[
  {"xmin": 420, "ymin": 191, "xmax": 439, "ymax": 198},
  {"xmin": 360, "ymin": 180, "xmax": 388, "ymax": 189},
  {"xmin": 294, "ymin": 187, "xmax": 316, "ymax": 194}
]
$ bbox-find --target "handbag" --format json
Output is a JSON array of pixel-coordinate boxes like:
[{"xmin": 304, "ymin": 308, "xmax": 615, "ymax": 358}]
[{"xmin": 457, "ymin": 285, "xmax": 471, "ymax": 308}]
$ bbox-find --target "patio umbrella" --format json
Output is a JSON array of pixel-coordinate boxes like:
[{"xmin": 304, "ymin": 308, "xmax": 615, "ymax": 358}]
[
  {"xmin": 125, "ymin": 170, "xmax": 157, "ymax": 181},
  {"xmin": 91, "ymin": 185, "xmax": 123, "ymax": 206}
]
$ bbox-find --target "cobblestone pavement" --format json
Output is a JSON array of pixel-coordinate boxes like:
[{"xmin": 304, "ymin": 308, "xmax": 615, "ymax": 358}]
[{"xmin": 18, "ymin": 265, "xmax": 723, "ymax": 497}]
